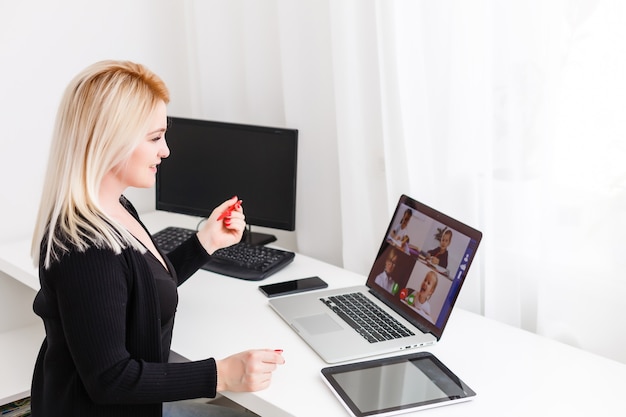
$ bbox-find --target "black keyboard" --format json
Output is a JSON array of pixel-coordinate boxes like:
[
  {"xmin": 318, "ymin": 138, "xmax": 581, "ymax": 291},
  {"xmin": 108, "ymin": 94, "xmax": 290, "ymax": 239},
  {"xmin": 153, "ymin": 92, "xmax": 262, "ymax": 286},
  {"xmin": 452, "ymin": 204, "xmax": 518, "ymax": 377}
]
[
  {"xmin": 320, "ymin": 292, "xmax": 415, "ymax": 343},
  {"xmin": 152, "ymin": 226, "xmax": 295, "ymax": 281}
]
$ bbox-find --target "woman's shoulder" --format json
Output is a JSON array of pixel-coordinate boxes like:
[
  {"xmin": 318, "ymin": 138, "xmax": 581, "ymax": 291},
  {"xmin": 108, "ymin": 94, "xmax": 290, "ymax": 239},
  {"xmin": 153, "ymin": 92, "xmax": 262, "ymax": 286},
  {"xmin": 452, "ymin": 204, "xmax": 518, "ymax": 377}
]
[
  {"xmin": 46, "ymin": 241, "xmax": 138, "ymax": 277},
  {"xmin": 41, "ymin": 244, "xmax": 147, "ymax": 295}
]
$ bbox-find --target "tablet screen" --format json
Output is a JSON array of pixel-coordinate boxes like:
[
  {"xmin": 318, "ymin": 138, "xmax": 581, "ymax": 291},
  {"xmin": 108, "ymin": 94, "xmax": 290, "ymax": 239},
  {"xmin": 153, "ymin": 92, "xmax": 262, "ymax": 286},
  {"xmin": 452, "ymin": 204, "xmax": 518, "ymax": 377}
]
[{"xmin": 321, "ymin": 352, "xmax": 475, "ymax": 417}]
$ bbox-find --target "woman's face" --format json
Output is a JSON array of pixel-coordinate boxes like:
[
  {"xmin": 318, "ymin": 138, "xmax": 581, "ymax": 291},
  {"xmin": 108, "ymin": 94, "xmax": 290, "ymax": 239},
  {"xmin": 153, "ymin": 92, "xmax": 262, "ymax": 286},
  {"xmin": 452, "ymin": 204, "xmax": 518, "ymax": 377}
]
[{"xmin": 117, "ymin": 100, "xmax": 169, "ymax": 189}]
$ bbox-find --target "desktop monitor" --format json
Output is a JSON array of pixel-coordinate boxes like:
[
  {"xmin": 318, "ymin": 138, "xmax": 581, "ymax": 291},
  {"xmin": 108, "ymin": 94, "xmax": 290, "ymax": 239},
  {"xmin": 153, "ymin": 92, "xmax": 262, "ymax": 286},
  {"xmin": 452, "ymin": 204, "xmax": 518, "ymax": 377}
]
[{"xmin": 156, "ymin": 116, "xmax": 298, "ymax": 245}]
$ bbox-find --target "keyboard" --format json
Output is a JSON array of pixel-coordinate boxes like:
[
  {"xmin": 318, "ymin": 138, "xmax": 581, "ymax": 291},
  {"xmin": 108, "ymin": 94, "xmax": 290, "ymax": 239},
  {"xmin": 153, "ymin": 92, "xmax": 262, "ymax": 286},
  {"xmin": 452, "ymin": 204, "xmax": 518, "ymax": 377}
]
[
  {"xmin": 320, "ymin": 292, "xmax": 415, "ymax": 343},
  {"xmin": 152, "ymin": 226, "xmax": 295, "ymax": 281}
]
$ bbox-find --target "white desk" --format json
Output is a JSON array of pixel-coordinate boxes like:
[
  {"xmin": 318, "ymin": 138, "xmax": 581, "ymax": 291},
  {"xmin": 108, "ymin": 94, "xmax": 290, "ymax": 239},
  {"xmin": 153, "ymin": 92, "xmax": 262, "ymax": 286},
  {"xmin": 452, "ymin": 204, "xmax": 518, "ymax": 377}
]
[
  {"xmin": 139, "ymin": 212, "xmax": 626, "ymax": 416},
  {"xmin": 3, "ymin": 211, "xmax": 626, "ymax": 415}
]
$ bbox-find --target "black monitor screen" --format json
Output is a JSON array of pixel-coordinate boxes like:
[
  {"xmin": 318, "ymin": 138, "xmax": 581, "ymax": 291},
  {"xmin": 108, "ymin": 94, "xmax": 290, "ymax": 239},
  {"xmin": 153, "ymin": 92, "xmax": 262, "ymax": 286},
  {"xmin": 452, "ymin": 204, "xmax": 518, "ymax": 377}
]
[{"xmin": 156, "ymin": 117, "xmax": 298, "ymax": 236}]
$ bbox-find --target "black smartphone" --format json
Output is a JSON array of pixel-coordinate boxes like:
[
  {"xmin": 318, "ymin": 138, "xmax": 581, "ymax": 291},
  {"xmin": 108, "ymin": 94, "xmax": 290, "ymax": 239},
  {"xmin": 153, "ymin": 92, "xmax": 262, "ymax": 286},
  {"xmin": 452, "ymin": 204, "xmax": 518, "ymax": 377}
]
[{"xmin": 259, "ymin": 276, "xmax": 328, "ymax": 298}]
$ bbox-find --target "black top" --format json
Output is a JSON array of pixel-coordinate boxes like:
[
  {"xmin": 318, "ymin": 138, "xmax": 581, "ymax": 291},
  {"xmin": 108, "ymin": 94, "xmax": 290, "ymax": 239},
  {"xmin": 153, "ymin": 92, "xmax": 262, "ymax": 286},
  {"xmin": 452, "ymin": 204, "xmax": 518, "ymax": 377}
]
[
  {"xmin": 31, "ymin": 197, "xmax": 216, "ymax": 417},
  {"xmin": 144, "ymin": 250, "xmax": 177, "ymax": 362}
]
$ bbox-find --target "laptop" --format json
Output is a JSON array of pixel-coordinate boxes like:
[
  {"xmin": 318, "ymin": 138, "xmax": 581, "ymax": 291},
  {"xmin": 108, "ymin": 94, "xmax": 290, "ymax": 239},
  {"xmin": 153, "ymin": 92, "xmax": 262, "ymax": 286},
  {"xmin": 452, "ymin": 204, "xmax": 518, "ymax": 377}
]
[{"xmin": 269, "ymin": 194, "xmax": 482, "ymax": 363}]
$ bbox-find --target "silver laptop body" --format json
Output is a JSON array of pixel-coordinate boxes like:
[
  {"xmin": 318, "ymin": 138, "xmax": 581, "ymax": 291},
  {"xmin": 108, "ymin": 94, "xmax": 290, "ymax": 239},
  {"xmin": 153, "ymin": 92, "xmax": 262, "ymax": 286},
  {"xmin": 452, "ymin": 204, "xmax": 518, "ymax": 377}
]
[{"xmin": 269, "ymin": 194, "xmax": 482, "ymax": 363}]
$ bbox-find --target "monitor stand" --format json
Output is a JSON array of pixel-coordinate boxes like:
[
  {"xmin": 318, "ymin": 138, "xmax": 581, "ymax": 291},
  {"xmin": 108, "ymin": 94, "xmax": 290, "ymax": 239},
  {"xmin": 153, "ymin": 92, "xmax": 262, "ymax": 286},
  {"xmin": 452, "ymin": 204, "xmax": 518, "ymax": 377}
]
[{"xmin": 242, "ymin": 225, "xmax": 277, "ymax": 246}]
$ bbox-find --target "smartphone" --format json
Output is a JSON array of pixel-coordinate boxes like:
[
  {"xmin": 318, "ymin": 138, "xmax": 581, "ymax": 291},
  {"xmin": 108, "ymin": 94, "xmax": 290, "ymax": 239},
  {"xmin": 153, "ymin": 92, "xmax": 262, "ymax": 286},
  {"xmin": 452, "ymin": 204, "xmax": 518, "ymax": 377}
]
[{"xmin": 259, "ymin": 276, "xmax": 328, "ymax": 298}]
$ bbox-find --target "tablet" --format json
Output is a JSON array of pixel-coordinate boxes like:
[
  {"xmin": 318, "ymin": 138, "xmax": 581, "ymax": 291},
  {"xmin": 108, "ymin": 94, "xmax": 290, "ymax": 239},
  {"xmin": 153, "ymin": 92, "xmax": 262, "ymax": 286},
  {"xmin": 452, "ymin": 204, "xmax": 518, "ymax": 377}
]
[{"xmin": 321, "ymin": 352, "xmax": 476, "ymax": 417}]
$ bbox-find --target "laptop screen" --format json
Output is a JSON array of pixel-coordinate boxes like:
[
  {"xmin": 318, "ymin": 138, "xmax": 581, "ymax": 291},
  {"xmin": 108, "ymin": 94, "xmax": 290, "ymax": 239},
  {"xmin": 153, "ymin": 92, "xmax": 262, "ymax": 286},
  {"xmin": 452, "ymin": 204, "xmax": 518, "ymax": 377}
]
[{"xmin": 366, "ymin": 194, "xmax": 482, "ymax": 339}]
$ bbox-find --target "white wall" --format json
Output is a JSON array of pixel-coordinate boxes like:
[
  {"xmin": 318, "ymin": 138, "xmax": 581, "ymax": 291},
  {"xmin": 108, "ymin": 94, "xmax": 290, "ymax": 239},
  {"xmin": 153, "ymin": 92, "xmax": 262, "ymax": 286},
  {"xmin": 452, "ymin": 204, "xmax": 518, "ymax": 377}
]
[
  {"xmin": 0, "ymin": 272, "xmax": 38, "ymax": 332},
  {"xmin": 0, "ymin": 1, "xmax": 307, "ymax": 259},
  {"xmin": 0, "ymin": 1, "xmax": 194, "ymax": 246}
]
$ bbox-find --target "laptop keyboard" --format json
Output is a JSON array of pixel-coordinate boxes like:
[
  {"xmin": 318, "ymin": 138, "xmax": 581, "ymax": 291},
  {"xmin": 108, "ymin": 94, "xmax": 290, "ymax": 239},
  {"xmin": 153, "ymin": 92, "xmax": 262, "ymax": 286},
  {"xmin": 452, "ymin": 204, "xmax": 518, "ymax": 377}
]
[
  {"xmin": 152, "ymin": 226, "xmax": 295, "ymax": 281},
  {"xmin": 320, "ymin": 292, "xmax": 415, "ymax": 343}
]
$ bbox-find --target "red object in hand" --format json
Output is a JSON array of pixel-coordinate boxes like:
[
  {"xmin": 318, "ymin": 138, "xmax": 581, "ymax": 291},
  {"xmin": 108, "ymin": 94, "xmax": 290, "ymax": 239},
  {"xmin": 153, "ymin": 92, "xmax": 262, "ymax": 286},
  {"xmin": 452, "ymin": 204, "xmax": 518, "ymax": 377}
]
[{"xmin": 217, "ymin": 199, "xmax": 242, "ymax": 221}]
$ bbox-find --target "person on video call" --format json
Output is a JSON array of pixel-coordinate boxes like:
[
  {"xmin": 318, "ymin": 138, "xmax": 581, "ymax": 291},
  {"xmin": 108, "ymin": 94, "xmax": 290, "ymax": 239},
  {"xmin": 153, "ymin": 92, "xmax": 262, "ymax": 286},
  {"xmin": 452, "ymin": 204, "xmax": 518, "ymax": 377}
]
[
  {"xmin": 389, "ymin": 208, "xmax": 413, "ymax": 249},
  {"xmin": 427, "ymin": 229, "xmax": 452, "ymax": 269},
  {"xmin": 30, "ymin": 60, "xmax": 284, "ymax": 417},
  {"xmin": 408, "ymin": 271, "xmax": 439, "ymax": 323},
  {"xmin": 375, "ymin": 248, "xmax": 399, "ymax": 294}
]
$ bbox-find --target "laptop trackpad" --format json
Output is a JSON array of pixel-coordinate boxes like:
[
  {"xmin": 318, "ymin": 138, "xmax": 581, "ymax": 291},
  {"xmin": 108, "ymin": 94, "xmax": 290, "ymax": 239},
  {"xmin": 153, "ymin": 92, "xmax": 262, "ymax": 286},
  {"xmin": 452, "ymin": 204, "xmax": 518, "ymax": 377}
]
[{"xmin": 295, "ymin": 314, "xmax": 343, "ymax": 335}]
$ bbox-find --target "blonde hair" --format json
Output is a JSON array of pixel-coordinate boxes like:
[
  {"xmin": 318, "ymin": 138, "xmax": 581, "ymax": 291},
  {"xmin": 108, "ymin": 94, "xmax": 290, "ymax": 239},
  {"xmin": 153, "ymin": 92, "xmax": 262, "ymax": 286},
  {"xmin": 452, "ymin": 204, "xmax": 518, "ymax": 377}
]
[{"xmin": 32, "ymin": 60, "xmax": 170, "ymax": 268}]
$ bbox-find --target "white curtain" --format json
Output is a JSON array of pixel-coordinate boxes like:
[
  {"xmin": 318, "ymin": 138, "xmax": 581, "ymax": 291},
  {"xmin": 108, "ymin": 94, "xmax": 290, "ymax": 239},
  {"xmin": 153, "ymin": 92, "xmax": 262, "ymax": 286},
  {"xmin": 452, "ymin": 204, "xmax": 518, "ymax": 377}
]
[{"xmin": 186, "ymin": 0, "xmax": 626, "ymax": 364}]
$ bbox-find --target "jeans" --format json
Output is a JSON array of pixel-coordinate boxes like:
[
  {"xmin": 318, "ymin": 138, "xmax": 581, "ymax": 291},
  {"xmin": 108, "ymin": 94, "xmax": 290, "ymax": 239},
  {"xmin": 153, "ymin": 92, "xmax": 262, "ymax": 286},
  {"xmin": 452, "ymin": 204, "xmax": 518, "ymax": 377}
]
[{"xmin": 163, "ymin": 400, "xmax": 252, "ymax": 417}]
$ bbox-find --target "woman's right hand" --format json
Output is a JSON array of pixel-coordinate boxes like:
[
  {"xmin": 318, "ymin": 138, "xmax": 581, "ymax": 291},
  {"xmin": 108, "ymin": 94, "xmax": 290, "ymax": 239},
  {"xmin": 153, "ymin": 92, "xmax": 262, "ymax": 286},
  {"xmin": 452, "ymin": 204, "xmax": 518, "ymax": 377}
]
[
  {"xmin": 216, "ymin": 349, "xmax": 285, "ymax": 393},
  {"xmin": 196, "ymin": 196, "xmax": 246, "ymax": 255}
]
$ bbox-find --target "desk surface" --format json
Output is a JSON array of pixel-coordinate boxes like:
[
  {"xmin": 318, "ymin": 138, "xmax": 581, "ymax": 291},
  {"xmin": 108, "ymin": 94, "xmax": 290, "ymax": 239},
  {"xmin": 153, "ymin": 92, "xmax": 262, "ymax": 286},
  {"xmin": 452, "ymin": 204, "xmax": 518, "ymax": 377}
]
[
  {"xmin": 3, "ymin": 211, "xmax": 626, "ymax": 416},
  {"xmin": 139, "ymin": 212, "xmax": 626, "ymax": 416}
]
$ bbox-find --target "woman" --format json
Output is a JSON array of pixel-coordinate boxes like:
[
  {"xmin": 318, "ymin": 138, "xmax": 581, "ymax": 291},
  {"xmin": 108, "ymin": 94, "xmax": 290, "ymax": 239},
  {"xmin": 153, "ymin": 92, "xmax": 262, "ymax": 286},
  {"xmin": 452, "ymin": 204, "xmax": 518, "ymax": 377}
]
[{"xmin": 30, "ymin": 60, "xmax": 284, "ymax": 417}]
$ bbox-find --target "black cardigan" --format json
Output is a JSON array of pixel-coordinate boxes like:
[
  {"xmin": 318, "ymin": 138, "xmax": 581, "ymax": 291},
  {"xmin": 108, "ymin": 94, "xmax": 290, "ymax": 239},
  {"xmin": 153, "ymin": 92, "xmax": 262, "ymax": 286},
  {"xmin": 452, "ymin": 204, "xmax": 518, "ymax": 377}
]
[{"xmin": 31, "ymin": 198, "xmax": 216, "ymax": 417}]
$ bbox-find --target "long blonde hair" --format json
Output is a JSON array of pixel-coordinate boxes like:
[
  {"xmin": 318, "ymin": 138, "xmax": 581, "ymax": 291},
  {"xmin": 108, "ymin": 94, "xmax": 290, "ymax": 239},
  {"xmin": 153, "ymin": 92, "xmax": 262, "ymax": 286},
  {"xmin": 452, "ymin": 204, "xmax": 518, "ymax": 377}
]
[{"xmin": 32, "ymin": 60, "xmax": 170, "ymax": 268}]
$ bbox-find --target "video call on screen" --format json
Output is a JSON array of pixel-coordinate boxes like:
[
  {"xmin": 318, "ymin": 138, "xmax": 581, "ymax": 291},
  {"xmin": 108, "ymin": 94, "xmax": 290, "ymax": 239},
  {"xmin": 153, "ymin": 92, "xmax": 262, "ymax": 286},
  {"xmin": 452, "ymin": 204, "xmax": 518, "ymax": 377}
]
[{"xmin": 370, "ymin": 202, "xmax": 479, "ymax": 328}]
